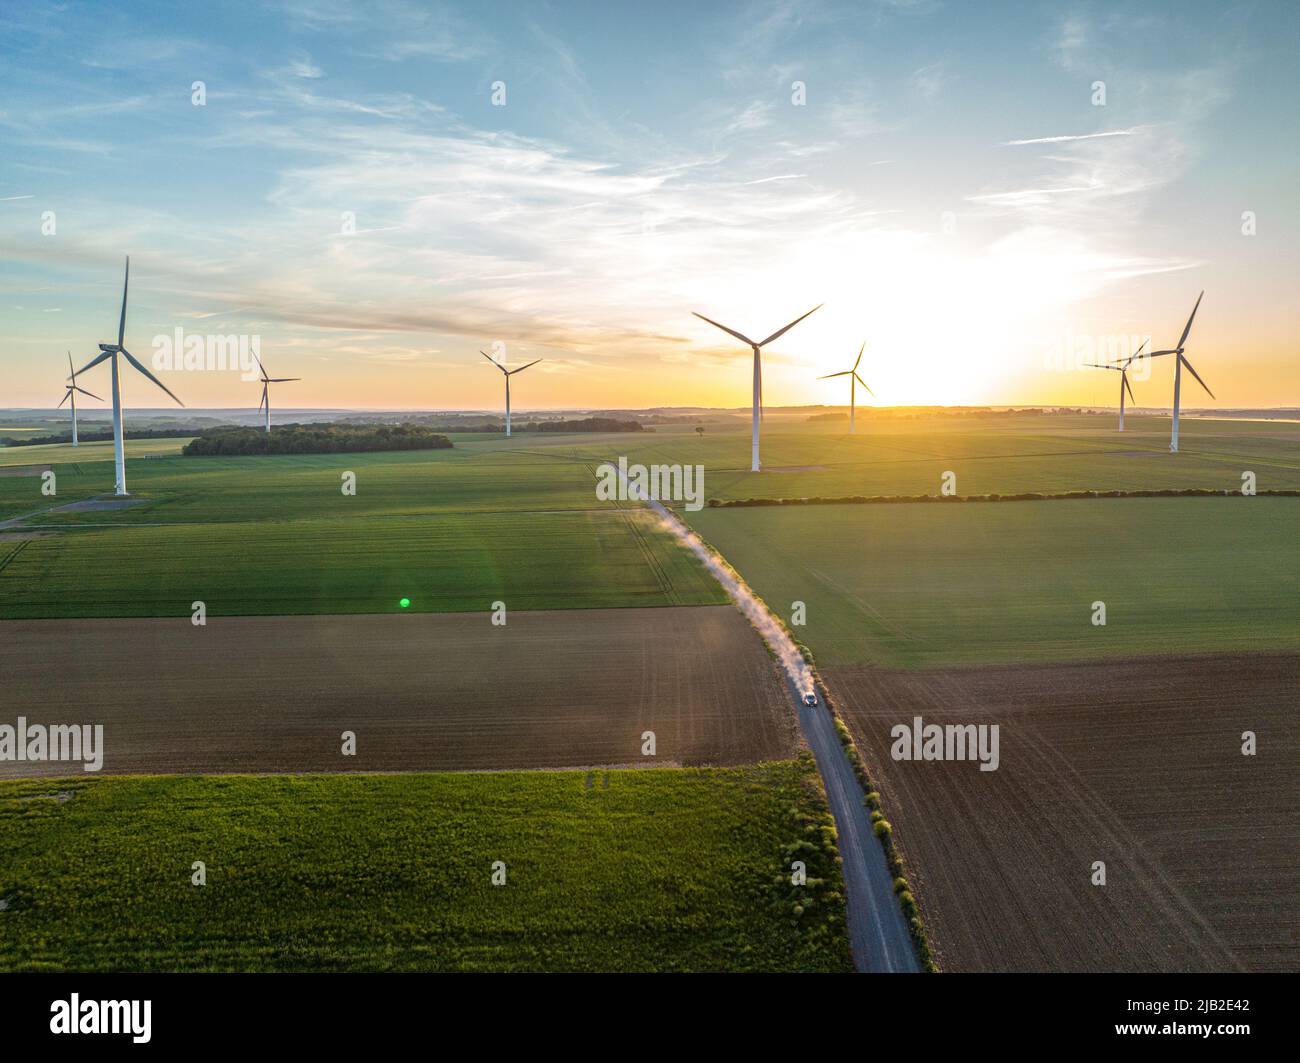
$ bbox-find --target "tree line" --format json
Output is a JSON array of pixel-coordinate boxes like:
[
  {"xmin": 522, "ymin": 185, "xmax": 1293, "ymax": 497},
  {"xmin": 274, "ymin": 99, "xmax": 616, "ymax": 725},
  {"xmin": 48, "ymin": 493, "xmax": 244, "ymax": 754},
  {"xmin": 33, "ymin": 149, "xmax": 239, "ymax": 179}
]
[
  {"xmin": 2, "ymin": 428, "xmax": 198, "ymax": 447},
  {"xmin": 183, "ymin": 423, "xmax": 454, "ymax": 456}
]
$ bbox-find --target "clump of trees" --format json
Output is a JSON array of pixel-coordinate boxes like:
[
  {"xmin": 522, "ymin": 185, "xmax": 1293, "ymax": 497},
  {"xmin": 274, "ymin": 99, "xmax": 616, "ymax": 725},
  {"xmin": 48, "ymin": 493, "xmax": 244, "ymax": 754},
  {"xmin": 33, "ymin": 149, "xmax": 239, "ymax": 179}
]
[{"xmin": 183, "ymin": 423, "xmax": 453, "ymax": 456}]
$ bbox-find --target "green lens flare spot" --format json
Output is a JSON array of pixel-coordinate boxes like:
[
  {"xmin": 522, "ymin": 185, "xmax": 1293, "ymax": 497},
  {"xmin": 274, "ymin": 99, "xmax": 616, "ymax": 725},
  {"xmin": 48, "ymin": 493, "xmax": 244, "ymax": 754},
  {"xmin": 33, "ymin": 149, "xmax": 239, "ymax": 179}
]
[{"xmin": 399, "ymin": 598, "xmax": 411, "ymax": 609}]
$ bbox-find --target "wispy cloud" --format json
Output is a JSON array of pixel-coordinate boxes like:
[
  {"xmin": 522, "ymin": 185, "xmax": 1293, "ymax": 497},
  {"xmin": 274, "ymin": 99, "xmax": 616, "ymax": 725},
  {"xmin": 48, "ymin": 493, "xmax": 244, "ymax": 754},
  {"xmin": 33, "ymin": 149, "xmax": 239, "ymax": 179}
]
[{"xmin": 1003, "ymin": 128, "xmax": 1141, "ymax": 146}]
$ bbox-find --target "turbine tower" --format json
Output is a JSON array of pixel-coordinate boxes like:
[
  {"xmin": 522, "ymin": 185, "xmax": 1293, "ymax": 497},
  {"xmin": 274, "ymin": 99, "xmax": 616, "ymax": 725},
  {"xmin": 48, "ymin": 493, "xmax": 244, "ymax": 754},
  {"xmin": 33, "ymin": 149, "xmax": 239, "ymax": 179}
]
[
  {"xmin": 692, "ymin": 304, "xmax": 822, "ymax": 471},
  {"xmin": 818, "ymin": 341, "xmax": 873, "ymax": 433},
  {"xmin": 254, "ymin": 356, "xmax": 300, "ymax": 433},
  {"xmin": 480, "ymin": 351, "xmax": 541, "ymax": 438},
  {"xmin": 1086, "ymin": 339, "xmax": 1147, "ymax": 432},
  {"xmin": 1145, "ymin": 292, "xmax": 1213, "ymax": 452},
  {"xmin": 57, "ymin": 350, "xmax": 101, "ymax": 447},
  {"xmin": 70, "ymin": 257, "xmax": 183, "ymax": 496}
]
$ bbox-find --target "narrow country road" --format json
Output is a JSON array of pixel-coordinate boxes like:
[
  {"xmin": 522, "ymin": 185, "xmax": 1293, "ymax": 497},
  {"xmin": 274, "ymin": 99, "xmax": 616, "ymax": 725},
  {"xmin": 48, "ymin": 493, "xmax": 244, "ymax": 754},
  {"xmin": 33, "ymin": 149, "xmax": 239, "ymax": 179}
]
[
  {"xmin": 792, "ymin": 677, "xmax": 920, "ymax": 972},
  {"xmin": 598, "ymin": 460, "xmax": 921, "ymax": 973}
]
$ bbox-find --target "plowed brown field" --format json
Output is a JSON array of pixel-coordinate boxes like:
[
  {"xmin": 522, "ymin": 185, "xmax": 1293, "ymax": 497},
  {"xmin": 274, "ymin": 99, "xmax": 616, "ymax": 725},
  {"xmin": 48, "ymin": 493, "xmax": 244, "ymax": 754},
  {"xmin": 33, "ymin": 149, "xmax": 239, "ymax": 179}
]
[
  {"xmin": 0, "ymin": 606, "xmax": 798, "ymax": 777},
  {"xmin": 825, "ymin": 653, "xmax": 1298, "ymax": 972}
]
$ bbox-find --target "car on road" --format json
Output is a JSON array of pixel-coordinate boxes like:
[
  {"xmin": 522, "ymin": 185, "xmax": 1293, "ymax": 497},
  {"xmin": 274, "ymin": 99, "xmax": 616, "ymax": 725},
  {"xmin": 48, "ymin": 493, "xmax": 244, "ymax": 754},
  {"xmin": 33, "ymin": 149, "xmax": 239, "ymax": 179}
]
[{"xmin": 802, "ymin": 691, "xmax": 818, "ymax": 706}]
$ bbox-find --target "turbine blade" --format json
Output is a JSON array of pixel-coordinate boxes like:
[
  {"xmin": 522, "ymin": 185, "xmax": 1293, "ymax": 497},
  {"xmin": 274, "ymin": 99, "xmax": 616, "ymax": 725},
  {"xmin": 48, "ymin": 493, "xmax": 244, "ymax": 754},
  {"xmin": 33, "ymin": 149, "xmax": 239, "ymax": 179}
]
[
  {"xmin": 854, "ymin": 372, "xmax": 874, "ymax": 397},
  {"xmin": 818, "ymin": 371, "xmax": 852, "ymax": 379},
  {"xmin": 692, "ymin": 312, "xmax": 757, "ymax": 347},
  {"xmin": 68, "ymin": 351, "xmax": 75, "ymax": 378},
  {"xmin": 259, "ymin": 384, "xmax": 267, "ymax": 412},
  {"xmin": 507, "ymin": 359, "xmax": 542, "ymax": 375},
  {"xmin": 69, "ymin": 349, "xmax": 113, "ymax": 379},
  {"xmin": 267, "ymin": 378, "xmax": 300, "ymax": 383},
  {"xmin": 1084, "ymin": 363, "xmax": 1121, "ymax": 370},
  {"xmin": 480, "ymin": 350, "xmax": 508, "ymax": 373},
  {"xmin": 1176, "ymin": 291, "xmax": 1204, "ymax": 351},
  {"xmin": 757, "ymin": 303, "xmax": 822, "ymax": 347},
  {"xmin": 853, "ymin": 341, "xmax": 865, "ymax": 373},
  {"xmin": 120, "ymin": 347, "xmax": 184, "ymax": 406},
  {"xmin": 58, "ymin": 390, "xmax": 71, "ymax": 408},
  {"xmin": 74, "ymin": 386, "xmax": 103, "ymax": 400},
  {"xmin": 1123, "ymin": 371, "xmax": 1135, "ymax": 405},
  {"xmin": 1144, "ymin": 350, "xmax": 1178, "ymax": 357},
  {"xmin": 1180, "ymin": 354, "xmax": 1215, "ymax": 399},
  {"xmin": 117, "ymin": 255, "xmax": 130, "ymax": 348}
]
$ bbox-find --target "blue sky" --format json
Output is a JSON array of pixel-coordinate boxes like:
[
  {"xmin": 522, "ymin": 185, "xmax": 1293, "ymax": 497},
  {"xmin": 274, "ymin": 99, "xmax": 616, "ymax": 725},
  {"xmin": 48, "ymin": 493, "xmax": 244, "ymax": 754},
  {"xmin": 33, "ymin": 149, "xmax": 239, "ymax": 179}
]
[{"xmin": 2, "ymin": 0, "xmax": 1296, "ymax": 410}]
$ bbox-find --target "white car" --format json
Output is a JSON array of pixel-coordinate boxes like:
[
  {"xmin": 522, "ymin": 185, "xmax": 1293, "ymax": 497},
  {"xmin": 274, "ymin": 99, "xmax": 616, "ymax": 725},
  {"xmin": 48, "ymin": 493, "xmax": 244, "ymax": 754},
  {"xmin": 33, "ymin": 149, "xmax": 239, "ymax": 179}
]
[{"xmin": 802, "ymin": 691, "xmax": 818, "ymax": 706}]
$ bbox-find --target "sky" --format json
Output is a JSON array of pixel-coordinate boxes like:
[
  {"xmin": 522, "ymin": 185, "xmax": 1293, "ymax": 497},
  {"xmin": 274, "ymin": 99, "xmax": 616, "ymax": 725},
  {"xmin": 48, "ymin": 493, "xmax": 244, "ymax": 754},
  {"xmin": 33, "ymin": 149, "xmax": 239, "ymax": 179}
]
[{"xmin": 1, "ymin": 0, "xmax": 1297, "ymax": 412}]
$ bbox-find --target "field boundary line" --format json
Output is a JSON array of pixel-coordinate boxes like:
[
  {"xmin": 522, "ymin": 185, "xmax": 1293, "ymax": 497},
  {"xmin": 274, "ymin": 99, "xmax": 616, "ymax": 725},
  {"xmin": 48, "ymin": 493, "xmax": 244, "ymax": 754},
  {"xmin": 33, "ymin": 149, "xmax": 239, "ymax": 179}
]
[{"xmin": 706, "ymin": 488, "xmax": 1300, "ymax": 508}]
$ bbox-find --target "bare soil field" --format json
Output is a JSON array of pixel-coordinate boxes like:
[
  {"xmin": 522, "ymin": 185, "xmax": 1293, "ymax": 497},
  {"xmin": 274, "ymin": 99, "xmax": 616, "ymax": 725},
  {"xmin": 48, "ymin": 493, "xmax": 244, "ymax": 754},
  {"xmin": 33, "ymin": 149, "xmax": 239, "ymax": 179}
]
[
  {"xmin": 0, "ymin": 606, "xmax": 798, "ymax": 776},
  {"xmin": 825, "ymin": 653, "xmax": 1298, "ymax": 972}
]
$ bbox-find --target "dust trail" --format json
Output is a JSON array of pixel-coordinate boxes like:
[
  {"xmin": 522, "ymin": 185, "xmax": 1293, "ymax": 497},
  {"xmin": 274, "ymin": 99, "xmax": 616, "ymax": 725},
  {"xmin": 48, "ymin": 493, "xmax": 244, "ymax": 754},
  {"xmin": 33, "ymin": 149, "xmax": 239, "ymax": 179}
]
[{"xmin": 602, "ymin": 461, "xmax": 814, "ymax": 694}]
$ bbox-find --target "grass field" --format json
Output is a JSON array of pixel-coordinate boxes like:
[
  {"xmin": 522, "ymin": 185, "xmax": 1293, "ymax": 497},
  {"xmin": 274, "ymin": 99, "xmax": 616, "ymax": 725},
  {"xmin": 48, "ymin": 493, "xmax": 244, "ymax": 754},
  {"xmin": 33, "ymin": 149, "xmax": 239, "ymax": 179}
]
[
  {"xmin": 3, "ymin": 413, "xmax": 1296, "ymax": 625},
  {"xmin": 0, "ymin": 508, "xmax": 725, "ymax": 618},
  {"xmin": 0, "ymin": 436, "xmax": 191, "ymax": 467},
  {"xmin": 687, "ymin": 497, "xmax": 1300, "ymax": 667},
  {"xmin": 0, "ymin": 760, "xmax": 852, "ymax": 972},
  {"xmin": 507, "ymin": 414, "xmax": 1300, "ymax": 498}
]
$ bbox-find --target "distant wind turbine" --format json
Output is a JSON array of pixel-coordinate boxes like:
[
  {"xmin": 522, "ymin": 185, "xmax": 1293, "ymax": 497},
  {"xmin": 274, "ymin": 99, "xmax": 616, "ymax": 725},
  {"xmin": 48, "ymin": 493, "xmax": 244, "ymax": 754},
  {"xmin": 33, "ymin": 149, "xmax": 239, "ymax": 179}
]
[
  {"xmin": 818, "ymin": 341, "xmax": 874, "ymax": 433},
  {"xmin": 480, "ymin": 351, "xmax": 541, "ymax": 438},
  {"xmin": 69, "ymin": 257, "xmax": 183, "ymax": 496},
  {"xmin": 1144, "ymin": 292, "xmax": 1213, "ymax": 452},
  {"xmin": 692, "ymin": 304, "xmax": 822, "ymax": 471},
  {"xmin": 1086, "ymin": 339, "xmax": 1147, "ymax": 432},
  {"xmin": 57, "ymin": 350, "xmax": 101, "ymax": 447},
  {"xmin": 254, "ymin": 356, "xmax": 300, "ymax": 433}
]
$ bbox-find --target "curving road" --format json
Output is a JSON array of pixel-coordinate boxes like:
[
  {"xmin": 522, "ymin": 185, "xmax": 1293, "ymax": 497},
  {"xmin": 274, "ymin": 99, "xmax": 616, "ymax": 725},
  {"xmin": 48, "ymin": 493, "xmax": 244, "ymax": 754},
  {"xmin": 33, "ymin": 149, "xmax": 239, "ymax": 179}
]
[
  {"xmin": 793, "ymin": 677, "xmax": 920, "ymax": 972},
  {"xmin": 599, "ymin": 462, "xmax": 920, "ymax": 972}
]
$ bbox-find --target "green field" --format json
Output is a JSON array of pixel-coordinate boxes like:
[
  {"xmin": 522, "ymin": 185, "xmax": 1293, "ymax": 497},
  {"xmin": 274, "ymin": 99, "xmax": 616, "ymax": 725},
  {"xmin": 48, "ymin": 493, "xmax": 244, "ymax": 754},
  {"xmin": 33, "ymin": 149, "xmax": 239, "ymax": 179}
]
[
  {"xmin": 492, "ymin": 414, "xmax": 1300, "ymax": 498},
  {"xmin": 687, "ymin": 497, "xmax": 1300, "ymax": 668},
  {"xmin": 0, "ymin": 760, "xmax": 851, "ymax": 973},
  {"xmin": 3, "ymin": 413, "xmax": 1297, "ymax": 624},
  {"xmin": 0, "ymin": 436, "xmax": 192, "ymax": 466},
  {"xmin": 0, "ymin": 509, "xmax": 725, "ymax": 618}
]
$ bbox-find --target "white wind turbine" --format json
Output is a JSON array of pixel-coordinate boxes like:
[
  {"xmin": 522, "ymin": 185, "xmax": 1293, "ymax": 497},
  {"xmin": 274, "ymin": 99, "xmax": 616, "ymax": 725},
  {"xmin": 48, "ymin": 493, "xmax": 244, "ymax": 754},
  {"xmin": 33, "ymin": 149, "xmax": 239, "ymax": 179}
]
[
  {"xmin": 818, "ymin": 342, "xmax": 874, "ymax": 433},
  {"xmin": 57, "ymin": 350, "xmax": 102, "ymax": 447},
  {"xmin": 254, "ymin": 355, "xmax": 300, "ymax": 433},
  {"xmin": 1144, "ymin": 292, "xmax": 1213, "ymax": 452},
  {"xmin": 692, "ymin": 304, "xmax": 822, "ymax": 471},
  {"xmin": 1086, "ymin": 339, "xmax": 1147, "ymax": 432},
  {"xmin": 69, "ymin": 257, "xmax": 183, "ymax": 496},
  {"xmin": 480, "ymin": 351, "xmax": 541, "ymax": 437}
]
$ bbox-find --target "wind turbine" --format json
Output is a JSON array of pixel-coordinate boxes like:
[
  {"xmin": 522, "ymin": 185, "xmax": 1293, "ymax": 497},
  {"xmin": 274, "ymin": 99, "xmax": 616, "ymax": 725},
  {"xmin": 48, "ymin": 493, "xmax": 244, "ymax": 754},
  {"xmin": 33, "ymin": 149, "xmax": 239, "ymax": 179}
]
[
  {"xmin": 692, "ymin": 304, "xmax": 822, "ymax": 471},
  {"xmin": 1144, "ymin": 292, "xmax": 1213, "ymax": 452},
  {"xmin": 818, "ymin": 341, "xmax": 874, "ymax": 433},
  {"xmin": 57, "ymin": 350, "xmax": 101, "ymax": 447},
  {"xmin": 69, "ymin": 257, "xmax": 183, "ymax": 496},
  {"xmin": 480, "ymin": 351, "xmax": 541, "ymax": 437},
  {"xmin": 1086, "ymin": 339, "xmax": 1147, "ymax": 432},
  {"xmin": 254, "ymin": 355, "xmax": 300, "ymax": 433}
]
